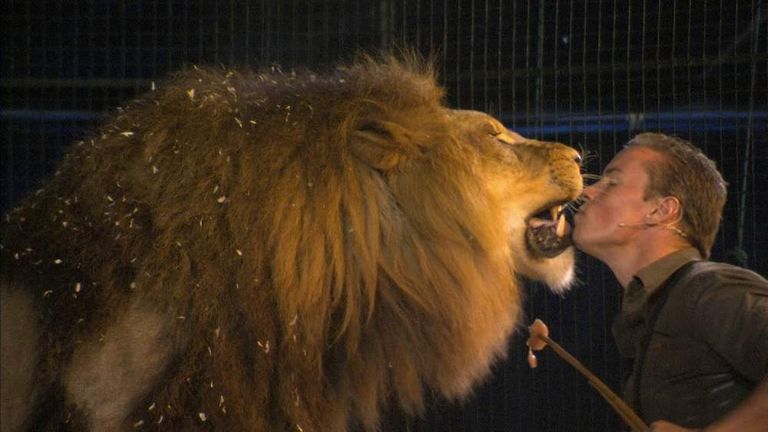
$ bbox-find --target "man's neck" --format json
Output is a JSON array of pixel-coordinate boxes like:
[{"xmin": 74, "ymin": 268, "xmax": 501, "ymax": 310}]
[{"xmin": 602, "ymin": 237, "xmax": 692, "ymax": 289}]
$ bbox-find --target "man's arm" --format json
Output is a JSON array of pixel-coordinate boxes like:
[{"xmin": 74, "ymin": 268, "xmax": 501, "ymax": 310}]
[{"xmin": 650, "ymin": 377, "xmax": 768, "ymax": 432}]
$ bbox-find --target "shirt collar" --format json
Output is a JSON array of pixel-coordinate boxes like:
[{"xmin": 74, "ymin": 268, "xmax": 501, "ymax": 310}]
[{"xmin": 632, "ymin": 247, "xmax": 702, "ymax": 296}]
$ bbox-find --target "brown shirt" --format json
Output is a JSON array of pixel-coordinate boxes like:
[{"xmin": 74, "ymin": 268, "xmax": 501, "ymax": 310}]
[
  {"xmin": 612, "ymin": 249, "xmax": 768, "ymax": 428},
  {"xmin": 617, "ymin": 248, "xmax": 702, "ymax": 332}
]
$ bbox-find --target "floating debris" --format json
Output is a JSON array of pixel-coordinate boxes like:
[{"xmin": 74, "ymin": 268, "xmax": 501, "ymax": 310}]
[{"xmin": 257, "ymin": 340, "xmax": 270, "ymax": 354}]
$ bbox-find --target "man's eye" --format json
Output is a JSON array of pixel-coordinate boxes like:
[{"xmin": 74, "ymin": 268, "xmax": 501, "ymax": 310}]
[{"xmin": 594, "ymin": 177, "xmax": 617, "ymax": 189}]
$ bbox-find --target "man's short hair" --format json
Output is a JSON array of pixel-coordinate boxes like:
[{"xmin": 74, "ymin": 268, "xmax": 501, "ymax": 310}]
[{"xmin": 626, "ymin": 132, "xmax": 727, "ymax": 258}]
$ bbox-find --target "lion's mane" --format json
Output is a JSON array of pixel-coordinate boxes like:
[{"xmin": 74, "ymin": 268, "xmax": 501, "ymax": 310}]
[{"xmin": 3, "ymin": 58, "xmax": 549, "ymax": 431}]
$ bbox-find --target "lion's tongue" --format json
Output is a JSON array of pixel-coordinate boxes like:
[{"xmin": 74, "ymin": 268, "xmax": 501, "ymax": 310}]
[
  {"xmin": 526, "ymin": 214, "xmax": 571, "ymax": 258},
  {"xmin": 528, "ymin": 214, "xmax": 568, "ymax": 234}
]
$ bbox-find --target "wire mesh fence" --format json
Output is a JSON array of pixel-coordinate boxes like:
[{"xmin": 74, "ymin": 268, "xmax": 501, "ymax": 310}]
[{"xmin": 1, "ymin": 1, "xmax": 766, "ymax": 431}]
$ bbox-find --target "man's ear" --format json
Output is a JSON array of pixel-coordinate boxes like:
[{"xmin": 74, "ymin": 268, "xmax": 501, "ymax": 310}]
[{"xmin": 646, "ymin": 196, "xmax": 683, "ymax": 225}]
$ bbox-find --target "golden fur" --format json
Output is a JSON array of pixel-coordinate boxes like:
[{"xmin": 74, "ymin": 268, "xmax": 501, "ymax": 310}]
[{"xmin": 0, "ymin": 57, "xmax": 582, "ymax": 431}]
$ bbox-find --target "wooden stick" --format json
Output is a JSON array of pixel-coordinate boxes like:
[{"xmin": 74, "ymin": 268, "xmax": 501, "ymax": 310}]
[{"xmin": 534, "ymin": 334, "xmax": 649, "ymax": 432}]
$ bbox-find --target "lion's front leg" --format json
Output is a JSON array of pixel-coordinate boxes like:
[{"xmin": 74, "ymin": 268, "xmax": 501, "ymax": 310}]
[
  {"xmin": 1, "ymin": 284, "xmax": 40, "ymax": 432},
  {"xmin": 61, "ymin": 298, "xmax": 178, "ymax": 431}
]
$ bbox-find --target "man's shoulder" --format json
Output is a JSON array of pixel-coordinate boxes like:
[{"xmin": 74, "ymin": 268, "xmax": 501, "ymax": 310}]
[
  {"xmin": 674, "ymin": 260, "xmax": 768, "ymax": 311},
  {"xmin": 657, "ymin": 260, "xmax": 768, "ymax": 346},
  {"xmin": 684, "ymin": 260, "xmax": 768, "ymax": 290}
]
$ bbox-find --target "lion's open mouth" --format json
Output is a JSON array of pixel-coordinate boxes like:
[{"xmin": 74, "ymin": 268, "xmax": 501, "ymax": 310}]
[{"xmin": 525, "ymin": 204, "xmax": 572, "ymax": 258}]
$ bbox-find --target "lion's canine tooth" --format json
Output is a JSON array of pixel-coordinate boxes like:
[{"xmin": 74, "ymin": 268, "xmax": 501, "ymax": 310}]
[
  {"xmin": 549, "ymin": 205, "xmax": 564, "ymax": 221},
  {"xmin": 556, "ymin": 213, "xmax": 567, "ymax": 237}
]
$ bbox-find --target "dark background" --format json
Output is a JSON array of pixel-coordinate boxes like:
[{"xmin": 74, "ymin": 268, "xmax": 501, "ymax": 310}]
[{"xmin": 1, "ymin": 1, "xmax": 766, "ymax": 431}]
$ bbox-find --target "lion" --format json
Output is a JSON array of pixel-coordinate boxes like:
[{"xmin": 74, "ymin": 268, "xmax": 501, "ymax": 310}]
[{"xmin": 0, "ymin": 57, "xmax": 582, "ymax": 431}]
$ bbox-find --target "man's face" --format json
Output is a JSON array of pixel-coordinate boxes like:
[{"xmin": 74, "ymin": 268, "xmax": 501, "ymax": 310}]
[{"xmin": 572, "ymin": 146, "xmax": 661, "ymax": 258}]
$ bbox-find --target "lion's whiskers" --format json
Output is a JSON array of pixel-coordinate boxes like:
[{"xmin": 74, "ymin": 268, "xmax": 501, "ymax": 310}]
[
  {"xmin": 577, "ymin": 146, "xmax": 597, "ymax": 165},
  {"xmin": 562, "ymin": 197, "xmax": 586, "ymax": 216}
]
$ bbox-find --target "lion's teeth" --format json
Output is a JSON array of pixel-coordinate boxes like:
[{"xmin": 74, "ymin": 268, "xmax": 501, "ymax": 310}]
[
  {"xmin": 550, "ymin": 205, "xmax": 562, "ymax": 220},
  {"xmin": 555, "ymin": 213, "xmax": 567, "ymax": 237}
]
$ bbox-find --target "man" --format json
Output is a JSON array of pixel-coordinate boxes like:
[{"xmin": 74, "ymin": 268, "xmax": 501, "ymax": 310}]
[{"xmin": 572, "ymin": 132, "xmax": 768, "ymax": 431}]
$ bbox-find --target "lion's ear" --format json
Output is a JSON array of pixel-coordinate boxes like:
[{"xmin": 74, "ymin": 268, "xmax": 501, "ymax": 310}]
[{"xmin": 349, "ymin": 119, "xmax": 423, "ymax": 171}]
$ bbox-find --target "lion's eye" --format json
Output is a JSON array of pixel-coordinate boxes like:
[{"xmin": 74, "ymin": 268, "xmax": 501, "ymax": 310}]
[
  {"xmin": 495, "ymin": 131, "xmax": 523, "ymax": 145},
  {"xmin": 496, "ymin": 133, "xmax": 514, "ymax": 145},
  {"xmin": 482, "ymin": 121, "xmax": 504, "ymax": 137},
  {"xmin": 482, "ymin": 121, "xmax": 522, "ymax": 145}
]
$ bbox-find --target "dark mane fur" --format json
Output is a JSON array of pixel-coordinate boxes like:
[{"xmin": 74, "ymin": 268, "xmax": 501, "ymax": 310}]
[{"xmin": 2, "ymin": 57, "xmax": 527, "ymax": 430}]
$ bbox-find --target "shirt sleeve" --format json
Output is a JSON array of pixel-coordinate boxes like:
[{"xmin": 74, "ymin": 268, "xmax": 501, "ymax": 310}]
[{"xmin": 689, "ymin": 265, "xmax": 768, "ymax": 382}]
